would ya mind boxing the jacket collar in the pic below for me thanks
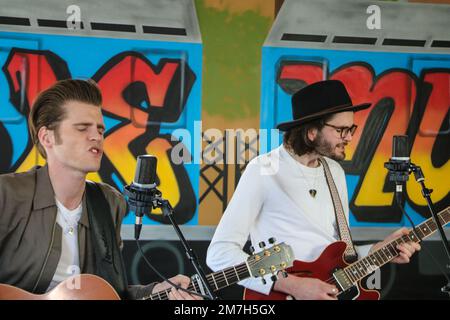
[33,165,90,228]
[80,196,90,228]
[33,165,56,210]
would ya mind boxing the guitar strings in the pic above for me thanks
[322,234,414,291]
[150,209,450,299]
[146,248,288,300]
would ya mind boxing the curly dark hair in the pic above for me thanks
[282,114,334,156]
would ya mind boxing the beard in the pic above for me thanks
[315,133,347,161]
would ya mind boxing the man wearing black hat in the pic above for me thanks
[207,80,420,300]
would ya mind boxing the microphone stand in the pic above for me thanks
[386,159,450,298]
[153,197,218,300]
[409,164,450,298]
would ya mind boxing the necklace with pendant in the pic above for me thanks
[60,211,79,235]
[56,200,82,236]
[304,167,319,198]
[285,146,319,198]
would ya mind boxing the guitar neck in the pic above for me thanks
[344,207,450,284]
[143,262,251,300]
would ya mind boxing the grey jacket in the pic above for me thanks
[0,165,155,299]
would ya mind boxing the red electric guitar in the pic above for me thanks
[244,206,450,300]
[0,240,294,300]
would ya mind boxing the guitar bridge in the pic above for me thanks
[332,269,353,292]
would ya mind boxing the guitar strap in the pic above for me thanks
[318,157,358,262]
[85,181,128,299]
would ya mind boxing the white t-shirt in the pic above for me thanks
[206,145,371,295]
[46,199,82,292]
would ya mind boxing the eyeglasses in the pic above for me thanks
[323,123,358,139]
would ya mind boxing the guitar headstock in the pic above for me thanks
[246,238,294,284]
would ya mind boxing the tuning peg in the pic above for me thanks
[258,241,266,248]
[249,245,255,254]
[268,237,276,244]
[271,275,278,282]
[282,271,288,278]
[261,278,267,285]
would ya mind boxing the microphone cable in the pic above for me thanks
[135,239,211,300]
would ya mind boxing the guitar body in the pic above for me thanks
[244,241,380,300]
[0,274,120,300]
[0,242,295,300]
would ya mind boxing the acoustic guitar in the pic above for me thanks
[0,240,294,300]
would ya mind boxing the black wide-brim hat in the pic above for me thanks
[276,80,371,131]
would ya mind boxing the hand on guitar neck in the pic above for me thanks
[151,274,203,300]
[273,274,339,300]
[369,227,421,264]
[246,207,448,300]
[271,228,420,300]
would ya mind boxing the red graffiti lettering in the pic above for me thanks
[3,49,70,113]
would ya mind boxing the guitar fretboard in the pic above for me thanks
[343,207,450,284]
[143,262,251,300]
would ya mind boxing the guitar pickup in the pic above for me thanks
[332,269,353,292]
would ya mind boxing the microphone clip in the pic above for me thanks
[384,159,412,183]
[124,183,162,215]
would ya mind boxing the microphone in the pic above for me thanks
[124,155,160,240]
[384,135,411,187]
[125,155,218,299]
[392,135,410,162]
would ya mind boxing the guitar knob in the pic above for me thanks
[282,271,288,278]
[268,237,276,244]
[249,245,255,254]
[271,275,278,282]
[258,241,266,248]
[261,278,267,285]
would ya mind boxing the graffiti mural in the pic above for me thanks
[261,48,449,226]
[277,61,449,222]
[0,34,202,225]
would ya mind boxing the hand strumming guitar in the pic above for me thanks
[273,274,338,300]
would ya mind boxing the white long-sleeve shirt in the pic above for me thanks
[206,145,371,295]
